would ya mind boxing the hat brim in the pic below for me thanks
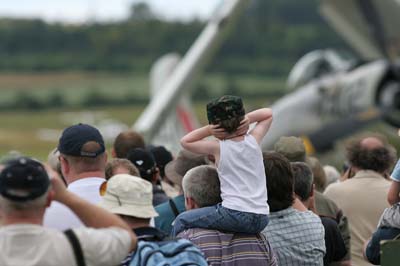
[164,160,183,187]
[99,199,159,219]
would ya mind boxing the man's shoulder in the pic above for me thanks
[179,228,277,266]
[155,195,185,216]
[267,209,323,233]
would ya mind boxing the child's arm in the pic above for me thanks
[388,159,400,205]
[388,181,400,205]
[247,108,273,144]
[180,125,220,156]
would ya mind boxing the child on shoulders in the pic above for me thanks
[172,95,272,236]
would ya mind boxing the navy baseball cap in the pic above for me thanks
[0,157,50,202]
[58,123,105,157]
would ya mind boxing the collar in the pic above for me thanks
[68,177,105,189]
[269,207,296,218]
[353,170,384,179]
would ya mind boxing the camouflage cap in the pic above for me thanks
[206,95,245,124]
[274,136,306,162]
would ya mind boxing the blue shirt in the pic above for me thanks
[154,194,186,235]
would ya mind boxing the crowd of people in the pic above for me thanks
[0,94,399,266]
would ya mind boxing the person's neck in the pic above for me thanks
[66,171,105,184]
[2,211,44,226]
[224,133,245,141]
[121,216,151,229]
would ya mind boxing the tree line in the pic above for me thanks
[0,0,349,76]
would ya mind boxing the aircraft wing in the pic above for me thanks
[134,0,250,142]
[320,0,400,61]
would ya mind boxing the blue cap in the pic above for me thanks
[0,157,50,202]
[58,123,105,157]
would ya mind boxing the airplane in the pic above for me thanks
[263,0,400,153]
[133,0,400,155]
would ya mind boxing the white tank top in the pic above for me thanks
[218,134,269,214]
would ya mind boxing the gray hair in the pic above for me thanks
[291,162,314,201]
[182,165,221,207]
[0,190,49,213]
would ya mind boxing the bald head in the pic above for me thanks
[346,135,395,174]
[360,137,384,150]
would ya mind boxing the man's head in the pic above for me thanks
[263,151,294,212]
[127,148,158,183]
[291,162,314,205]
[105,158,140,180]
[99,174,158,227]
[112,130,145,158]
[274,136,306,162]
[274,136,327,191]
[346,135,396,174]
[57,124,107,181]
[149,146,173,179]
[164,149,208,190]
[0,157,51,216]
[306,156,327,192]
[207,95,245,134]
[182,165,221,210]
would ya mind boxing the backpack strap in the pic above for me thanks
[64,229,86,266]
[169,199,180,218]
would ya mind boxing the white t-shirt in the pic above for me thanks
[0,224,131,266]
[44,177,105,230]
[218,134,269,214]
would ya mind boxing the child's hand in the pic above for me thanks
[236,115,250,136]
[209,124,226,139]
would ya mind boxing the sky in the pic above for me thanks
[0,0,220,23]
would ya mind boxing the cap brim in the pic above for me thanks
[164,160,183,187]
[99,199,159,219]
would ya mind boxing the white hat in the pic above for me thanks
[98,174,158,218]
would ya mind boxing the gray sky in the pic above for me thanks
[0,0,220,23]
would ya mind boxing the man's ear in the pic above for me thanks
[111,148,117,158]
[103,152,108,164]
[310,183,315,197]
[59,156,69,177]
[185,197,197,210]
[46,190,55,208]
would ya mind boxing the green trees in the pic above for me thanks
[0,0,347,75]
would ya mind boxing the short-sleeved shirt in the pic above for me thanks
[320,216,347,265]
[154,195,186,234]
[218,134,269,214]
[365,226,400,265]
[179,228,278,266]
[0,224,131,266]
[44,177,105,230]
[262,207,326,266]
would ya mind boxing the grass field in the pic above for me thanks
[0,71,284,161]
[0,71,398,169]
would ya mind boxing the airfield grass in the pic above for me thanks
[1,72,398,168]
[0,72,283,160]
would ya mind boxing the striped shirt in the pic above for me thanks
[178,228,277,266]
[262,207,326,266]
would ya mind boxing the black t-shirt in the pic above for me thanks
[320,216,347,265]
